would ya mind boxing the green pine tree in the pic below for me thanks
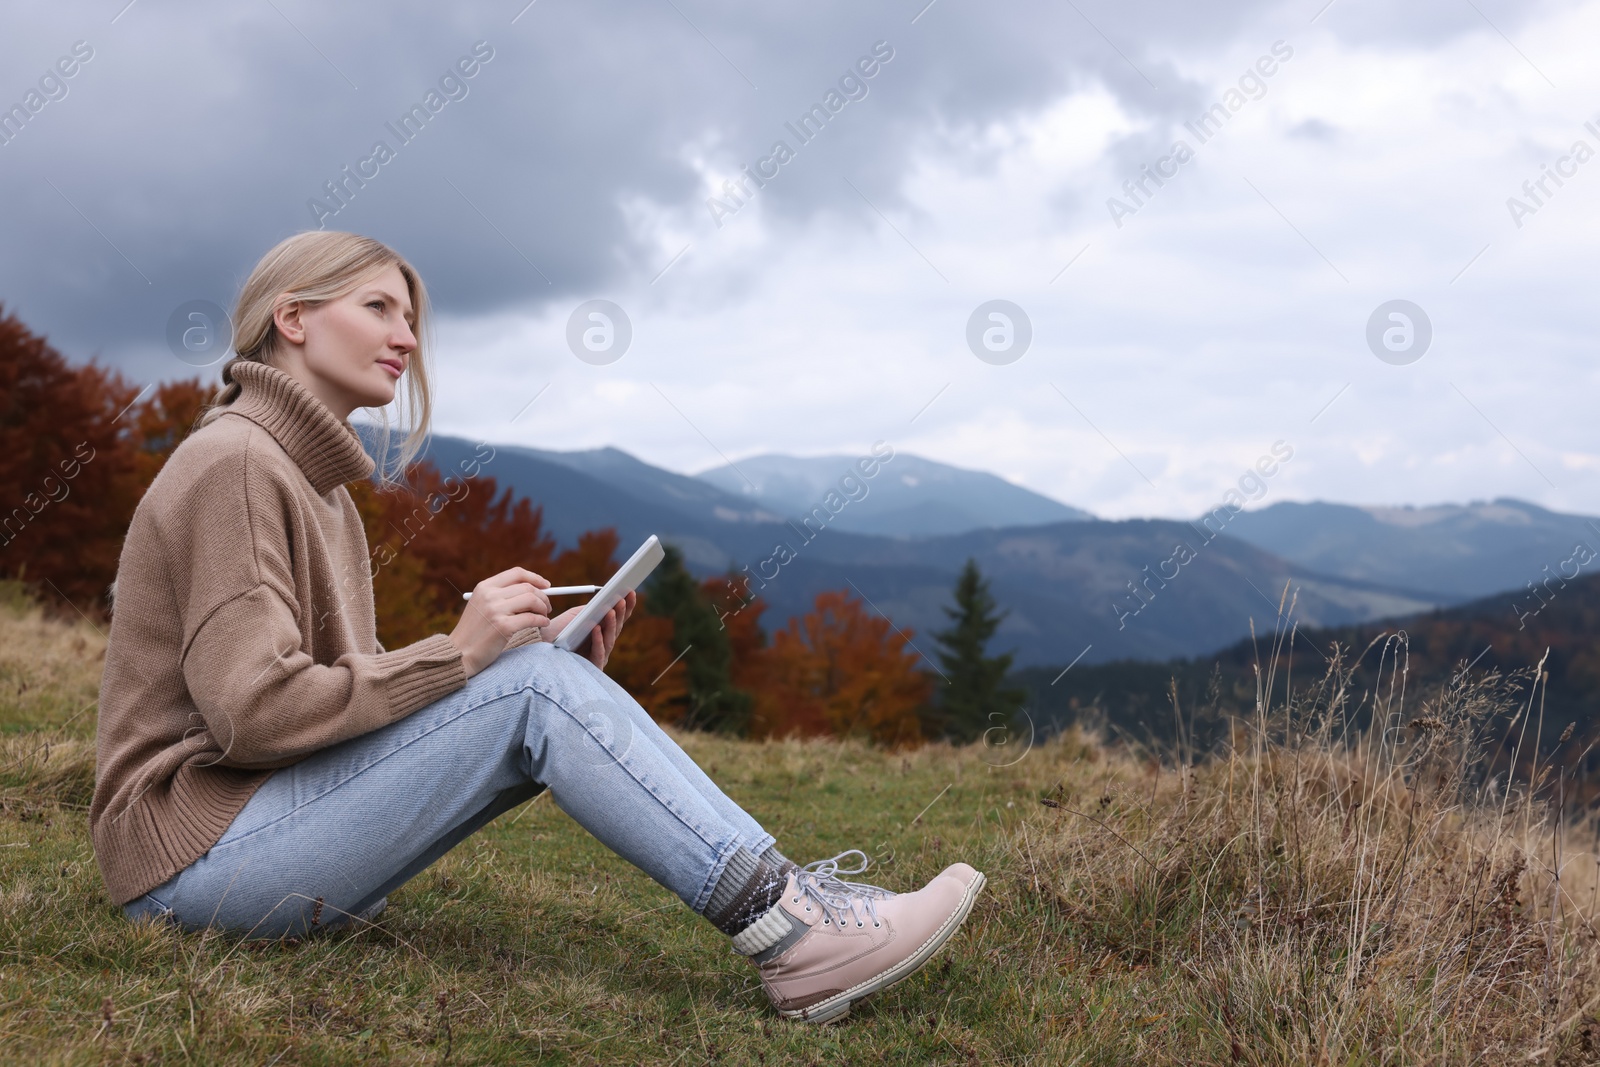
[640,543,752,734]
[931,558,1027,743]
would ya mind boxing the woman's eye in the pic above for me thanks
[368,301,384,312]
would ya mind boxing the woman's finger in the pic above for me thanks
[507,567,551,589]
[476,568,550,594]
[594,606,623,666]
[471,580,550,616]
[501,610,550,637]
[506,586,553,616]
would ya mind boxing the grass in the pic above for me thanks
[4,583,1600,1064]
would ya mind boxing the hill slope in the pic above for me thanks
[1016,568,1600,764]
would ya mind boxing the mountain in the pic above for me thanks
[1221,499,1600,601]
[358,429,1447,668]
[353,429,1600,747]
[409,434,792,571]
[692,452,1092,538]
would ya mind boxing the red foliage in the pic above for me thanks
[1,308,144,615]
[127,379,214,487]
[747,588,933,748]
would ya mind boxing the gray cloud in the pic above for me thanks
[1287,117,1337,140]
[0,0,1556,382]
[0,0,1244,370]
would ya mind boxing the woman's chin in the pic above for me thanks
[357,380,399,409]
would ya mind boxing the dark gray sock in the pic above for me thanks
[704,847,791,936]
[760,844,796,875]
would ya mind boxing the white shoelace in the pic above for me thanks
[791,850,895,930]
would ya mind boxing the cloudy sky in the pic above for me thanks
[2,0,1594,520]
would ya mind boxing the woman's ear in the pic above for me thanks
[273,297,307,345]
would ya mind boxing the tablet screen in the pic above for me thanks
[552,534,666,652]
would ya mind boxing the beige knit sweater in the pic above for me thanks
[90,359,540,905]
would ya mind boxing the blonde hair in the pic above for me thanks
[196,231,434,488]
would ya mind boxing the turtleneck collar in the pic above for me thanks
[224,359,377,496]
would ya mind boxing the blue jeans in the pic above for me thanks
[122,641,775,938]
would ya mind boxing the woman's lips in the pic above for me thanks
[378,359,403,378]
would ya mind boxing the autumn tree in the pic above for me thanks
[126,379,214,489]
[348,475,449,649]
[350,459,559,647]
[0,307,184,616]
[637,544,751,733]
[930,557,1027,743]
[748,588,932,748]
[714,570,771,708]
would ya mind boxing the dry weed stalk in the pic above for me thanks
[1032,609,1600,1063]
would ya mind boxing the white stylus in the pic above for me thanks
[462,584,600,600]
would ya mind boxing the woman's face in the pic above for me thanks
[273,264,418,421]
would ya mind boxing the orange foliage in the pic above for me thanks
[548,527,688,721]
[127,379,213,487]
[746,589,932,748]
[717,575,771,703]
[600,609,685,722]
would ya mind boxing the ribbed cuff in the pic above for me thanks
[504,626,545,651]
[375,633,468,720]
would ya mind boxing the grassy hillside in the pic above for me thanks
[5,585,1600,1064]
[1018,573,1600,771]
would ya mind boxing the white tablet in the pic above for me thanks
[552,534,666,652]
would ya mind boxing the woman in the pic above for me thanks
[89,231,985,1024]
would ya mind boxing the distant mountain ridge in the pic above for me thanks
[692,451,1092,538]
[357,428,1598,670]
[494,444,790,527]
[1222,498,1600,602]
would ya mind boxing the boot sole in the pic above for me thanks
[782,871,987,1025]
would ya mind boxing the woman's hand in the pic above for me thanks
[543,590,636,671]
[448,568,552,679]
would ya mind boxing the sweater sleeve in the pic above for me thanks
[182,584,467,769]
[170,437,467,770]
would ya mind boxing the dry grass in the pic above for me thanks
[0,580,106,735]
[0,581,103,810]
[3,581,1600,1063]
[1024,628,1600,1063]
